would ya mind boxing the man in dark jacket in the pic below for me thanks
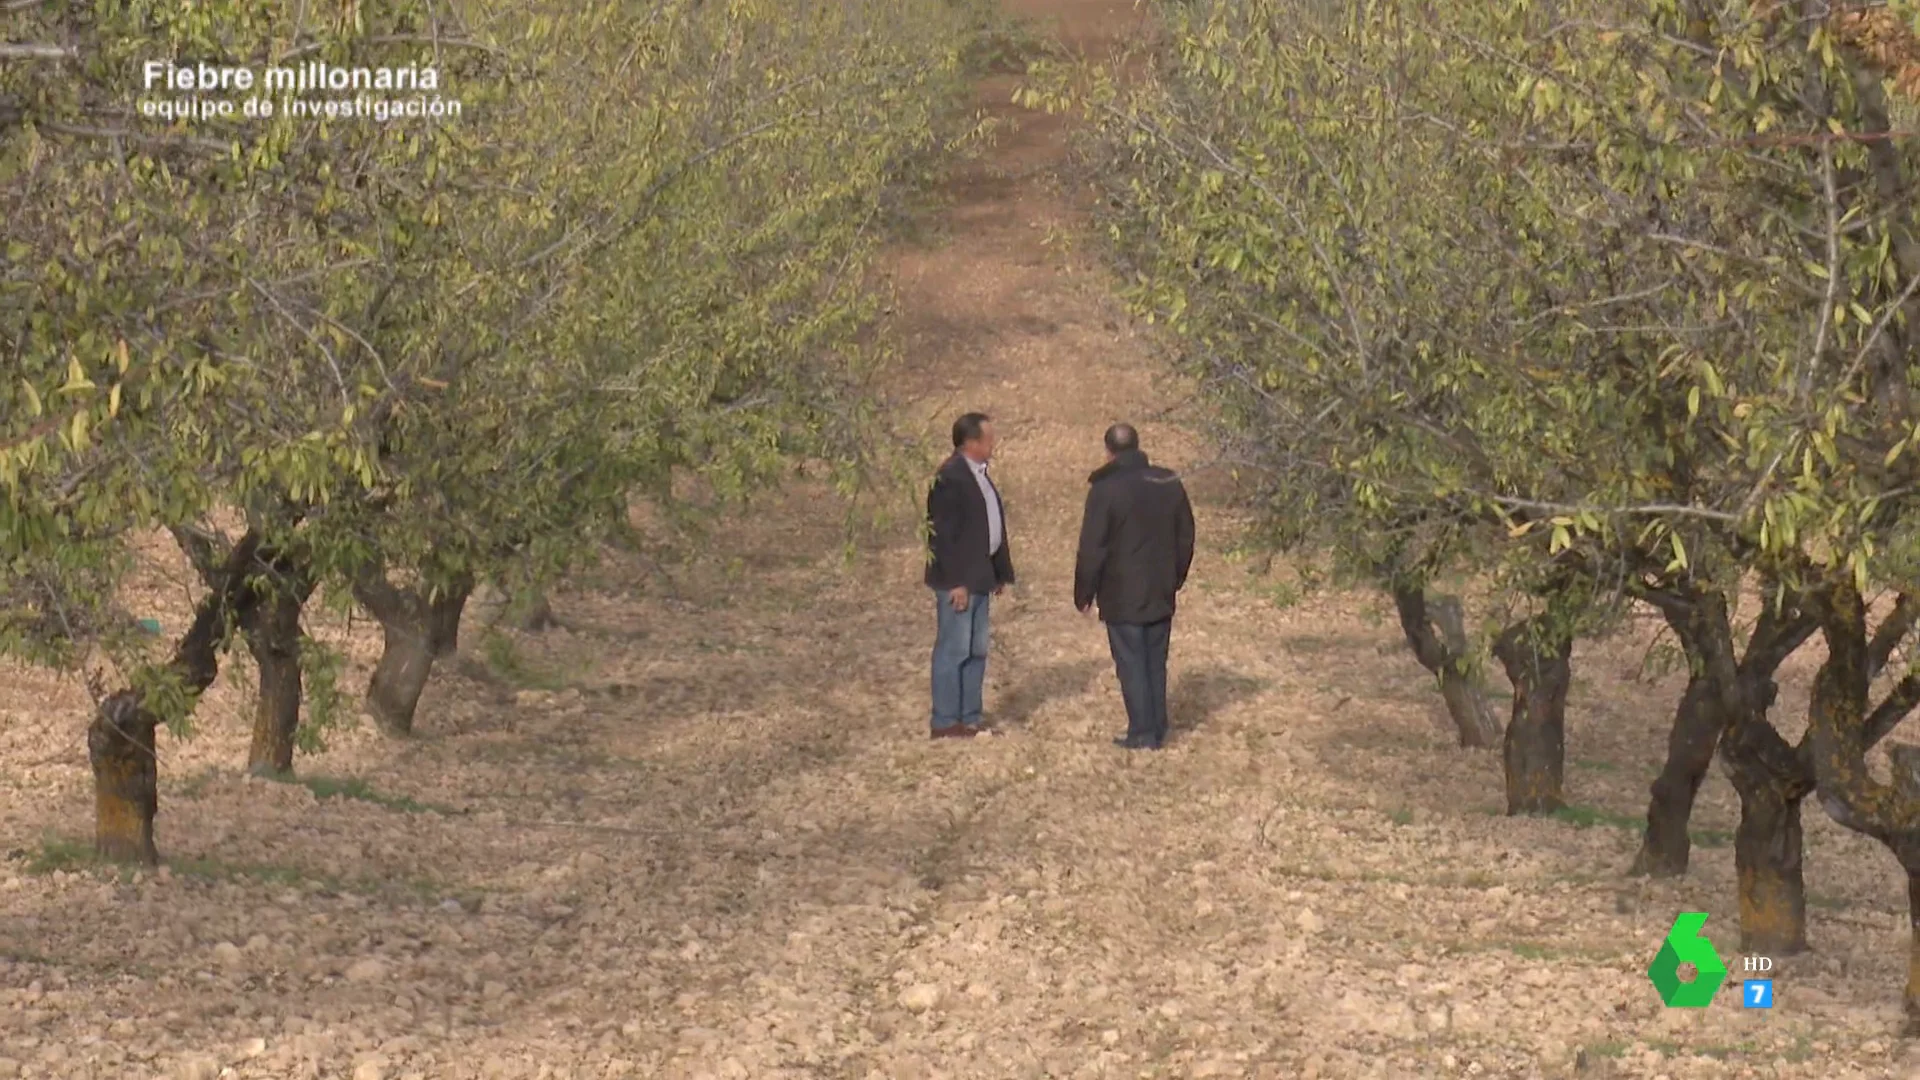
[1074,423,1195,749]
[924,412,1015,738]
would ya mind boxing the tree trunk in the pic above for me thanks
[1392,586,1501,749]
[87,530,262,864]
[87,693,158,864]
[515,588,556,632]
[1493,619,1572,815]
[1731,778,1810,954]
[367,616,433,735]
[1632,672,1720,877]
[1907,871,1920,1036]
[242,561,315,776]
[429,585,469,656]
[357,570,473,736]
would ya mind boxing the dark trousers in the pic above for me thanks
[1106,618,1172,744]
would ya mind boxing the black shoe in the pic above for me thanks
[932,725,978,740]
[1112,736,1162,749]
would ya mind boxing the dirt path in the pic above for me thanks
[3,1,1919,1078]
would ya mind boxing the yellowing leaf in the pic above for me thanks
[60,356,95,393]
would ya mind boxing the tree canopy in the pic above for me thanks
[1025,0,1920,1021]
[3,0,992,856]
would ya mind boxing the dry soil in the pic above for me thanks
[5,1,1920,1078]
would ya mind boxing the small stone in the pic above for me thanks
[1297,909,1323,933]
[1862,1040,1886,1055]
[1100,1029,1119,1046]
[899,984,942,1012]
[344,958,388,983]
[212,941,244,967]
[246,934,270,951]
[353,1056,389,1080]
[240,1038,268,1058]
[173,1057,217,1080]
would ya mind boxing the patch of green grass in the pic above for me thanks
[267,772,454,815]
[1639,1037,1758,1060]
[1444,936,1625,963]
[1549,802,1732,848]
[9,835,449,899]
[1387,807,1414,826]
[1552,804,1644,830]
[1581,1040,1629,1060]
[1572,758,1621,773]
[13,837,105,875]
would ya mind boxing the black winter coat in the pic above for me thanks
[923,452,1015,595]
[1072,450,1194,623]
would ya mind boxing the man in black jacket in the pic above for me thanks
[1074,423,1195,749]
[924,412,1015,739]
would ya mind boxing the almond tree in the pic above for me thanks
[3,0,989,860]
[1026,0,1920,984]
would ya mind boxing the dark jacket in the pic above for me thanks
[924,451,1015,595]
[1073,450,1194,623]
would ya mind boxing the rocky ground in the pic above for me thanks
[6,1,1920,1077]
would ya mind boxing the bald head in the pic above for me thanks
[1104,423,1139,455]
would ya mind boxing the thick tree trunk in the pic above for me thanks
[1731,779,1810,954]
[1632,673,1720,877]
[87,530,262,864]
[1907,871,1920,1036]
[1801,583,1920,1024]
[87,693,158,864]
[1393,586,1501,749]
[356,570,473,736]
[1722,669,1815,956]
[367,615,436,736]
[1493,619,1572,815]
[242,562,315,776]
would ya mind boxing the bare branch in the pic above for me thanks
[1802,143,1842,402]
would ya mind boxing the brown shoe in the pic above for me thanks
[931,724,978,739]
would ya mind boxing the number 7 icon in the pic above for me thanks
[1743,979,1774,1008]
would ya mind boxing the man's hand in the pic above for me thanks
[1077,602,1094,618]
[994,583,1005,596]
[949,586,970,611]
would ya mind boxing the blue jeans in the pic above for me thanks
[930,589,991,730]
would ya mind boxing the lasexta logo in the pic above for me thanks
[1647,912,1727,1007]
